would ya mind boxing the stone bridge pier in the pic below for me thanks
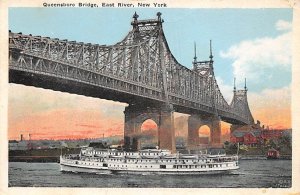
[124,103,176,153]
[187,115,222,149]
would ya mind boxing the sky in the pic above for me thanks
[8,8,292,140]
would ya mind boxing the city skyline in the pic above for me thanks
[8,8,292,140]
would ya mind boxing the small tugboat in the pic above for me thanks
[60,146,239,175]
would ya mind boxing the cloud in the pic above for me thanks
[8,84,126,122]
[247,85,291,129]
[76,124,103,129]
[220,20,292,84]
[276,19,292,31]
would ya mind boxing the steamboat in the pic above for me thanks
[60,146,239,175]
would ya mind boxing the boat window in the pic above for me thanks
[160,165,166,169]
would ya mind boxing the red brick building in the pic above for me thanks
[230,130,262,147]
[243,132,259,145]
[230,129,290,147]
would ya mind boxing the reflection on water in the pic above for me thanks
[9,160,291,188]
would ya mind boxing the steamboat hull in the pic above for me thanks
[60,162,238,175]
[60,163,111,174]
[110,168,237,175]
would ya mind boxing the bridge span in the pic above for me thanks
[9,12,254,152]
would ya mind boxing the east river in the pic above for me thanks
[9,159,291,188]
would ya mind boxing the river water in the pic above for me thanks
[9,160,291,188]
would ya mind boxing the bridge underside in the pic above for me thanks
[9,69,245,125]
[10,69,237,152]
[9,69,155,105]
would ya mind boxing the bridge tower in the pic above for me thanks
[230,78,255,132]
[124,12,176,153]
[188,41,222,149]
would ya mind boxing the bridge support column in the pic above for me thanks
[124,103,175,153]
[187,115,201,149]
[158,104,176,153]
[210,116,222,148]
[124,106,141,151]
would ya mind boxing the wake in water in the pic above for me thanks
[235,171,291,178]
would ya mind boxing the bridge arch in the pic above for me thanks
[135,113,160,130]
[188,115,221,149]
[124,109,160,150]
[141,119,158,131]
[139,119,158,149]
[198,125,211,146]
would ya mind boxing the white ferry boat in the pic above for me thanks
[60,146,239,175]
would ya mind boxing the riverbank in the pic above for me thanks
[9,156,59,162]
[239,154,292,160]
[9,148,80,162]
